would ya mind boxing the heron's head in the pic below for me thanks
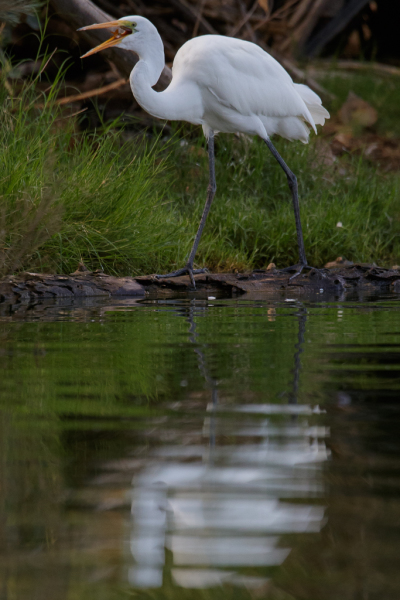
[78,15,149,58]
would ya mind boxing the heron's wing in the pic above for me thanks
[173,36,311,122]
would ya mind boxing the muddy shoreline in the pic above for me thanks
[1,263,400,308]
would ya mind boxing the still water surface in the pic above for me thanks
[1,292,400,600]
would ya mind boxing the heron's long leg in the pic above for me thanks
[156,131,217,288]
[186,130,217,268]
[263,137,307,277]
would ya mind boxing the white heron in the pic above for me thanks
[79,16,329,287]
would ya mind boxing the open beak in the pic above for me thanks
[78,20,131,58]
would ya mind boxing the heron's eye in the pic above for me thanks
[119,20,136,33]
[116,24,135,39]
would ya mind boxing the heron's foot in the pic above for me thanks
[280,263,328,282]
[155,266,209,289]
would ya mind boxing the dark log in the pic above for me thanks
[50,0,172,88]
[136,264,400,296]
[0,271,145,305]
[1,264,400,309]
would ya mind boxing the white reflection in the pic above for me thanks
[172,568,235,588]
[172,569,270,589]
[129,412,329,589]
[128,566,163,588]
[167,535,290,566]
[155,440,329,466]
[221,403,326,415]
[169,497,325,533]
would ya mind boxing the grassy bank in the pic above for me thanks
[1,68,400,277]
[0,73,191,276]
[171,132,400,271]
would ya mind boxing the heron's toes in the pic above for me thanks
[280,264,328,282]
[192,267,209,275]
[307,267,329,280]
[154,265,208,289]
[155,268,188,279]
[280,263,306,280]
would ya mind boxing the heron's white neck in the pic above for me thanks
[126,25,203,124]
[131,28,165,88]
[128,30,174,120]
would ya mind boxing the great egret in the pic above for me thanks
[79,16,329,287]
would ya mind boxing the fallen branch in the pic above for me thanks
[329,60,400,77]
[56,77,127,105]
[33,78,128,109]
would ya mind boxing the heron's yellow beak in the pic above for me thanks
[78,20,133,58]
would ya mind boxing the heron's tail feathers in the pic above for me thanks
[295,83,330,127]
[260,84,329,144]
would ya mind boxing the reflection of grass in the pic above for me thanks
[59,581,295,600]
[2,302,400,600]
[122,584,295,600]
[1,67,400,276]
[0,304,307,413]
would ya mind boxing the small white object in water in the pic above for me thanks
[285,299,295,302]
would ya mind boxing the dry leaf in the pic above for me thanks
[334,131,353,148]
[258,0,269,14]
[324,257,354,269]
[339,92,378,129]
[311,138,336,168]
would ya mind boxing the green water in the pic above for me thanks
[1,293,400,600]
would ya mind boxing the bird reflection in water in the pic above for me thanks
[289,306,307,405]
[129,301,329,590]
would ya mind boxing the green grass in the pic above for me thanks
[171,131,400,270]
[319,65,400,137]
[0,71,191,276]
[1,67,400,277]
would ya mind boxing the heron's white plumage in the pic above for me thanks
[171,35,326,141]
[113,16,329,143]
[79,15,329,284]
